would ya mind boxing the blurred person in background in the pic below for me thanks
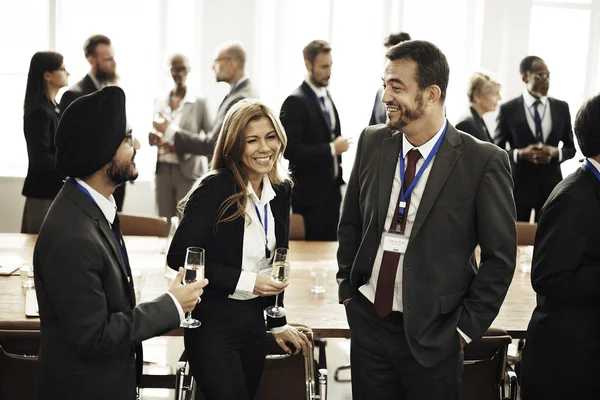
[21,51,69,233]
[456,72,501,142]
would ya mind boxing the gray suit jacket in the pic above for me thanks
[160,97,213,180]
[34,180,180,399]
[337,123,516,367]
[173,79,258,156]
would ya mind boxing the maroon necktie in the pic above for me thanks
[373,148,422,318]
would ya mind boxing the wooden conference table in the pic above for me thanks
[0,233,535,339]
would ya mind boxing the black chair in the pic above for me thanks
[0,329,40,400]
[460,328,517,400]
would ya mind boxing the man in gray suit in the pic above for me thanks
[149,54,212,220]
[154,42,258,157]
[34,86,208,399]
[337,40,516,399]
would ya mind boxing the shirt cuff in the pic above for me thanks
[166,292,185,321]
[270,324,289,334]
[558,148,563,163]
[457,327,472,344]
[513,150,519,164]
[329,142,336,157]
[164,123,180,144]
[235,271,257,295]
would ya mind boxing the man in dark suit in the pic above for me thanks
[34,86,207,400]
[495,56,575,222]
[369,32,412,126]
[280,40,350,241]
[59,34,127,211]
[155,42,259,157]
[337,40,516,399]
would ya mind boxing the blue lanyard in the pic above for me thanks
[584,159,600,182]
[398,122,448,217]
[526,101,548,126]
[254,202,271,259]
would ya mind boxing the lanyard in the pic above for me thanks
[584,159,600,182]
[397,122,448,218]
[254,202,271,259]
[527,101,548,126]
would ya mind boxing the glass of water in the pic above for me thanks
[265,248,290,318]
[181,247,205,328]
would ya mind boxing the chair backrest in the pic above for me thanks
[118,213,168,237]
[516,222,537,246]
[290,214,306,241]
[0,329,40,400]
[460,328,512,400]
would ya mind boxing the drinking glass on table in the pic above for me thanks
[181,247,205,328]
[265,248,290,318]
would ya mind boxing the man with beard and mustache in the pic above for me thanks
[495,56,575,222]
[337,40,516,399]
[34,86,208,400]
[280,40,350,241]
[59,34,127,211]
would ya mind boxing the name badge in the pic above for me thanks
[382,232,409,254]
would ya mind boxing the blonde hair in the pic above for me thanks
[467,72,500,103]
[178,98,291,225]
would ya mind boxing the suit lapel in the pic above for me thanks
[410,126,462,241]
[378,132,402,234]
[546,98,562,145]
[301,82,331,134]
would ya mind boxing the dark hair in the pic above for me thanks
[519,55,543,76]
[23,51,63,112]
[303,40,331,64]
[386,40,449,101]
[574,94,600,158]
[84,34,111,57]
[384,32,411,47]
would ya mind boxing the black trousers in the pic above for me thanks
[346,293,463,400]
[293,183,341,241]
[184,297,267,400]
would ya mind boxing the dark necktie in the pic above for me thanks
[532,100,544,142]
[481,119,492,142]
[318,96,333,132]
[373,148,422,318]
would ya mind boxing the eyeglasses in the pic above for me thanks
[170,66,190,74]
[213,56,232,65]
[124,130,134,146]
[56,67,68,73]
[530,72,550,81]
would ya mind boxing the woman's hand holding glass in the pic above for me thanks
[273,326,311,356]
[253,274,287,296]
[265,248,290,318]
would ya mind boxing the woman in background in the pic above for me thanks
[456,72,501,143]
[167,99,310,399]
[21,51,69,233]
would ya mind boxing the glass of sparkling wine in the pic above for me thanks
[181,247,205,329]
[265,248,290,318]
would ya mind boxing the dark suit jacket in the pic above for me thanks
[34,180,180,400]
[22,98,65,199]
[337,123,516,367]
[167,170,290,329]
[369,87,386,126]
[495,95,575,202]
[173,79,258,156]
[280,81,343,209]
[59,74,98,113]
[522,165,600,395]
[456,107,493,143]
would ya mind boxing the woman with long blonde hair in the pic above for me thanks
[167,99,310,399]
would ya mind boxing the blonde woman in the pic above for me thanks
[167,99,311,400]
[456,72,501,142]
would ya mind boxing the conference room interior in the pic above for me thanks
[2,0,600,399]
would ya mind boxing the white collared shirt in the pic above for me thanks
[357,121,471,342]
[159,88,198,163]
[74,178,184,320]
[588,158,600,173]
[518,89,562,163]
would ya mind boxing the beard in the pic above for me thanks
[310,68,330,88]
[386,92,426,131]
[106,153,138,187]
[94,63,118,84]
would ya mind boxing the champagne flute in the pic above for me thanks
[181,247,204,328]
[265,248,290,318]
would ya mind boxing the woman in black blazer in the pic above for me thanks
[167,99,311,400]
[21,51,69,233]
[520,94,600,399]
[455,72,501,143]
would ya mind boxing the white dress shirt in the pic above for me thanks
[357,121,471,342]
[158,89,198,164]
[75,178,185,321]
[517,89,562,163]
[589,158,600,173]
